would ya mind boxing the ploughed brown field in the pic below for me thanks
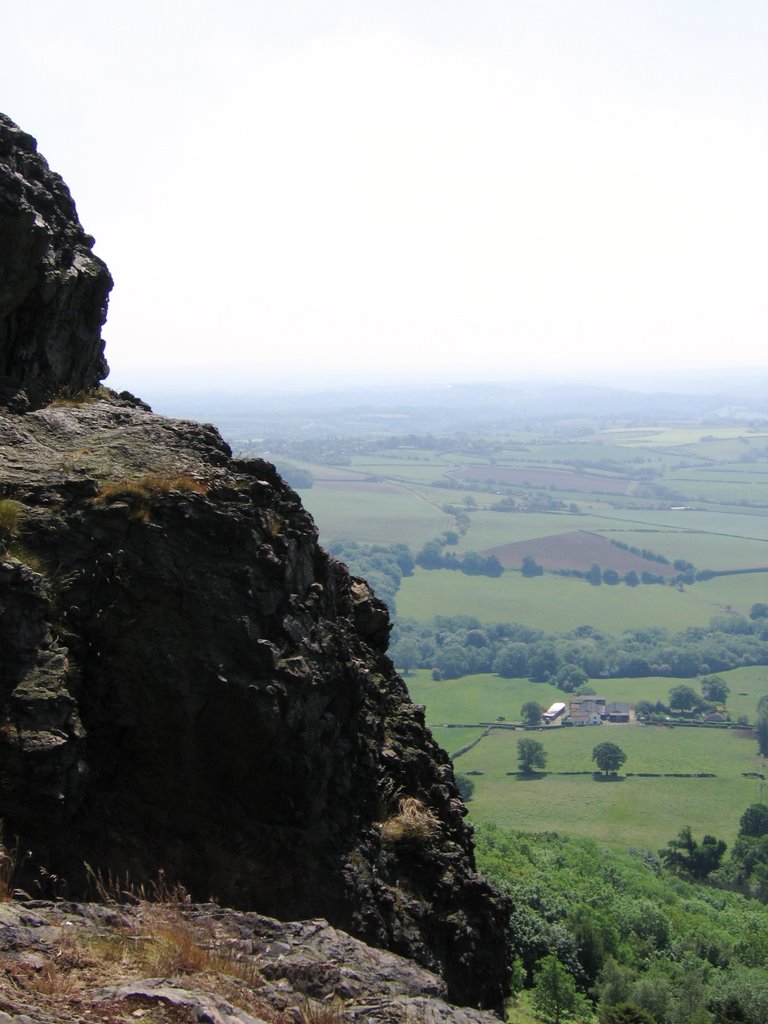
[480,530,678,574]
[450,465,635,494]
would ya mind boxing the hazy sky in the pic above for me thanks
[2,1,766,393]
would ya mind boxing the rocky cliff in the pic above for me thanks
[0,114,509,1011]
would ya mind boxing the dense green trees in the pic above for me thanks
[415,537,503,576]
[389,613,768,684]
[592,742,627,776]
[476,823,768,1024]
[599,1004,654,1024]
[493,642,529,677]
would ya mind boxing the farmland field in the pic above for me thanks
[407,667,768,732]
[406,666,768,849]
[223,388,768,849]
[396,568,742,632]
[300,481,451,547]
[463,758,760,851]
[482,530,679,574]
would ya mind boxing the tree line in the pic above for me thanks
[390,613,768,684]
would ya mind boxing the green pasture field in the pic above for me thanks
[452,512,585,552]
[713,667,768,721]
[670,463,768,483]
[661,476,768,505]
[406,668,768,730]
[594,508,768,533]
[300,482,451,547]
[406,670,564,725]
[462,721,759,775]
[428,726,487,757]
[691,575,768,616]
[396,568,737,633]
[609,531,768,573]
[456,727,765,850]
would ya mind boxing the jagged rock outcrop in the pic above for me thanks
[0,113,111,410]
[0,115,510,1012]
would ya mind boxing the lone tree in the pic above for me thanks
[592,741,627,776]
[518,737,547,774]
[521,701,544,727]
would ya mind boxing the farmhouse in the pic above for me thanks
[570,708,602,727]
[543,701,567,723]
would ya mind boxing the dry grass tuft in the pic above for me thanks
[380,796,441,845]
[83,867,264,986]
[300,998,348,1024]
[90,474,208,520]
[23,960,80,997]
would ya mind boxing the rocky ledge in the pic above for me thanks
[0,898,501,1024]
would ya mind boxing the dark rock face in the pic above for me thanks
[0,117,510,1011]
[0,113,112,409]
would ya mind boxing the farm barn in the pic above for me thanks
[543,702,567,723]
